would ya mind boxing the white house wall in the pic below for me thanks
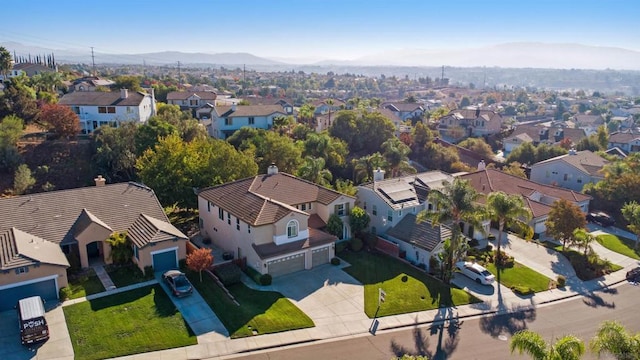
[530,161,598,192]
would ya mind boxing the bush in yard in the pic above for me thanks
[244,266,262,285]
[187,247,213,282]
[557,275,566,288]
[350,237,363,252]
[213,263,242,286]
[331,257,341,265]
[363,232,378,250]
[259,273,272,286]
[512,285,534,296]
[429,256,440,274]
[59,287,72,301]
[106,231,133,264]
[335,241,347,253]
[493,250,514,268]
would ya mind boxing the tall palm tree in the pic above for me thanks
[417,178,486,283]
[487,191,532,265]
[297,156,332,187]
[352,152,387,184]
[381,137,416,177]
[572,228,596,255]
[510,330,585,360]
[590,320,640,359]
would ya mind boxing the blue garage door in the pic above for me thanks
[152,250,177,272]
[0,278,57,311]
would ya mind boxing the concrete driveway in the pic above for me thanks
[0,304,74,360]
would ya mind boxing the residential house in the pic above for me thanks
[380,102,425,122]
[0,63,55,81]
[166,91,217,114]
[385,215,452,271]
[244,97,295,115]
[608,130,640,154]
[458,168,592,237]
[197,165,355,277]
[503,125,586,155]
[58,89,156,134]
[438,108,503,139]
[312,98,346,115]
[530,150,609,192]
[0,179,188,311]
[71,76,116,92]
[377,108,407,134]
[574,114,605,135]
[206,104,288,139]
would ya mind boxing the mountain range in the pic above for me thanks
[3,41,640,70]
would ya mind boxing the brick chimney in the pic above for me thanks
[94,175,106,187]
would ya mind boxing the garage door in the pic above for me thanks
[0,278,57,311]
[311,246,330,267]
[152,249,178,272]
[267,253,305,277]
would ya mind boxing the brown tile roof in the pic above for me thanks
[252,228,336,259]
[532,150,608,177]
[382,102,425,113]
[58,91,148,106]
[198,173,353,226]
[376,108,402,124]
[214,105,286,117]
[308,214,327,229]
[609,131,640,143]
[0,183,182,249]
[311,98,346,107]
[386,214,451,252]
[574,114,604,125]
[507,125,586,145]
[166,91,217,101]
[0,228,69,270]
[127,214,187,248]
[443,109,502,122]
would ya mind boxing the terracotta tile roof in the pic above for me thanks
[58,91,148,107]
[251,228,336,259]
[0,183,180,249]
[213,105,286,117]
[308,214,327,229]
[0,228,69,270]
[386,214,452,252]
[127,214,187,248]
[166,91,217,101]
[574,114,604,125]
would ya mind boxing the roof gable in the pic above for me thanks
[0,228,69,270]
[386,214,451,252]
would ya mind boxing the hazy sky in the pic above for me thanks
[2,0,638,60]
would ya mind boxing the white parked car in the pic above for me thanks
[455,261,495,285]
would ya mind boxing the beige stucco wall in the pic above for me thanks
[272,212,309,238]
[133,239,186,272]
[0,264,68,289]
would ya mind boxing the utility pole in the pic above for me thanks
[90,47,96,76]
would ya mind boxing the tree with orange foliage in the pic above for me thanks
[39,103,80,139]
[187,247,213,282]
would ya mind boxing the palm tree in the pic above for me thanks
[297,156,332,187]
[572,228,596,256]
[381,137,416,177]
[352,152,387,184]
[510,330,585,360]
[487,191,532,265]
[590,320,640,359]
[622,201,640,250]
[417,178,486,283]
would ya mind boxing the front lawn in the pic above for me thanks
[338,250,481,318]
[538,242,622,280]
[485,262,551,293]
[106,263,154,288]
[596,234,640,260]
[63,285,196,360]
[62,270,105,300]
[186,271,314,338]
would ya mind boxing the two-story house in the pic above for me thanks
[58,89,156,134]
[197,165,355,277]
[503,125,586,155]
[380,102,425,122]
[312,99,346,115]
[529,150,609,192]
[0,178,188,311]
[166,91,217,114]
[438,108,503,139]
[608,130,640,155]
[207,104,288,139]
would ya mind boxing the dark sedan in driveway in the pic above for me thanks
[587,211,615,227]
[162,270,193,297]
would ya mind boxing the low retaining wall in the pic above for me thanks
[375,237,399,257]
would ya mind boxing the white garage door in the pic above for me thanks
[311,246,330,267]
[267,253,305,277]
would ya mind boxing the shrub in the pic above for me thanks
[493,250,515,268]
[335,241,347,253]
[259,273,272,286]
[468,238,479,247]
[466,255,476,262]
[213,263,242,286]
[244,266,263,285]
[556,275,566,288]
[512,285,534,296]
[144,266,154,279]
[331,257,341,265]
[59,287,72,301]
[350,237,363,252]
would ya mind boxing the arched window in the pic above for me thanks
[287,220,298,238]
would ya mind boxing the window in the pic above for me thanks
[207,201,211,212]
[412,207,416,213]
[248,117,255,125]
[577,177,582,184]
[308,203,312,210]
[98,106,106,113]
[334,203,348,216]
[372,205,377,216]
[98,106,115,113]
[134,246,139,260]
[363,201,367,210]
[225,118,232,126]
[248,224,251,234]
[301,204,306,211]
[190,99,198,106]
[387,210,393,222]
[218,208,224,220]
[228,212,231,225]
[236,218,240,231]
[398,209,402,217]
[126,106,132,113]
[287,220,298,238]
[15,266,28,274]
[72,106,80,114]
[563,173,568,181]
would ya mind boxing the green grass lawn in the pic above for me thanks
[338,250,481,318]
[485,262,551,293]
[63,271,105,300]
[537,241,623,280]
[106,264,154,288]
[596,234,640,260]
[186,271,314,338]
[63,285,196,360]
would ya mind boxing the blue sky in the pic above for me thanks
[1,0,638,60]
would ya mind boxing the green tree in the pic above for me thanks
[38,103,80,138]
[507,142,536,165]
[417,179,485,283]
[458,138,494,161]
[297,156,332,186]
[114,75,142,92]
[349,206,370,236]
[0,46,11,82]
[501,161,527,178]
[334,178,357,196]
[510,329,585,360]
[589,320,640,359]
[13,164,36,195]
[134,117,178,155]
[621,201,640,249]
[326,214,344,238]
[545,199,586,251]
[92,122,138,182]
[0,114,24,148]
[572,228,596,256]
[352,152,387,184]
[106,231,133,264]
[303,131,348,169]
[381,137,415,177]
[0,76,39,123]
[487,192,532,264]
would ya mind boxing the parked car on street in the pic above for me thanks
[627,267,640,282]
[162,270,193,297]
[586,211,615,227]
[455,261,495,285]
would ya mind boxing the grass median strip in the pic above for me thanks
[63,285,196,360]
[186,271,314,338]
[339,250,480,318]
[596,234,640,260]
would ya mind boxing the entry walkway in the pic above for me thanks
[93,264,116,291]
